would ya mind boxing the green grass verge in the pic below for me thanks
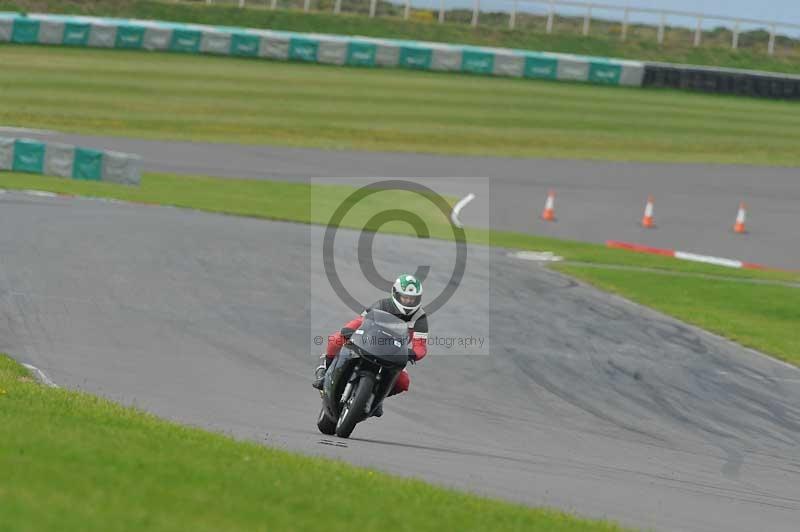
[554,265,800,367]
[3,45,800,165]
[3,0,800,75]
[0,355,629,532]
[0,170,456,235]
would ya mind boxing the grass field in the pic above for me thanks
[3,46,800,166]
[0,355,630,532]
[3,0,800,74]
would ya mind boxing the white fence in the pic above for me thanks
[201,0,800,55]
[502,0,800,55]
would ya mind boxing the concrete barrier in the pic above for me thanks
[0,137,141,185]
[6,12,795,99]
[0,12,646,87]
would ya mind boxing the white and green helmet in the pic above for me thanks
[391,274,423,315]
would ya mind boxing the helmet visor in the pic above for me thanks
[396,293,421,309]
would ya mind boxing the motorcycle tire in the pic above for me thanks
[335,373,375,438]
[317,406,337,435]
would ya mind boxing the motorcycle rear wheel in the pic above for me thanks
[317,406,337,435]
[335,374,375,438]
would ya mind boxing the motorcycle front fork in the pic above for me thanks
[339,363,362,405]
[340,381,354,404]
[340,366,384,415]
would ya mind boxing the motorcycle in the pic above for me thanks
[316,309,411,438]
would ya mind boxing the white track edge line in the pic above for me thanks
[21,363,59,388]
[450,192,476,229]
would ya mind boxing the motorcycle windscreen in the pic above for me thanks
[363,309,407,336]
[354,311,409,365]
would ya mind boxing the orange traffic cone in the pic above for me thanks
[734,202,747,234]
[541,190,556,222]
[641,195,655,228]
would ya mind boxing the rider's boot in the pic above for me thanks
[311,354,329,390]
[373,384,402,417]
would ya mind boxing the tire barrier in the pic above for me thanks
[0,12,645,87]
[0,137,141,185]
[643,63,800,100]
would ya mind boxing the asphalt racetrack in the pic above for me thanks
[15,131,800,269]
[2,190,799,532]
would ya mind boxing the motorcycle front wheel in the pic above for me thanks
[335,374,375,438]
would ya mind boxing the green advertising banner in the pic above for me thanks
[12,18,40,44]
[72,148,104,180]
[524,56,558,79]
[289,37,319,62]
[231,33,260,57]
[399,46,432,70]
[115,25,145,49]
[346,42,377,67]
[169,29,202,53]
[461,50,494,74]
[62,22,90,46]
[589,62,623,85]
[12,139,45,174]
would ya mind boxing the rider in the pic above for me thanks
[312,274,429,417]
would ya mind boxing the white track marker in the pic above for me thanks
[21,190,59,198]
[674,251,743,269]
[0,126,58,135]
[21,363,59,388]
[510,251,564,262]
[450,193,476,229]
[714,370,800,383]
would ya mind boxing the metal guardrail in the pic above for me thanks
[204,0,799,56]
